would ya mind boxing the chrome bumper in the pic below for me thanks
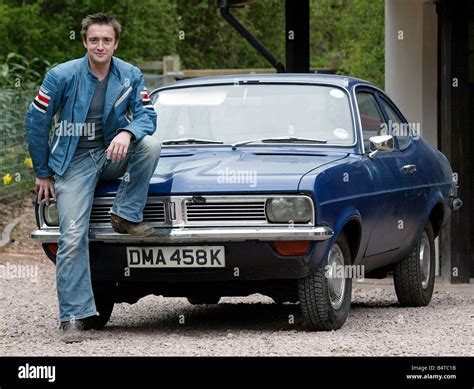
[31,226,334,243]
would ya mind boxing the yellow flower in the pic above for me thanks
[24,157,33,168]
[3,173,12,185]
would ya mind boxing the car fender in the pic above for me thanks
[416,190,450,242]
[308,208,362,271]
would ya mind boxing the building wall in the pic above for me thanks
[385,0,438,147]
[385,0,439,272]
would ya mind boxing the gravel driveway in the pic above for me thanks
[0,252,472,356]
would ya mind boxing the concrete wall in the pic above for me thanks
[385,0,438,147]
[385,0,439,273]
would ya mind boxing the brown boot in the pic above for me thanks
[60,319,85,343]
[110,214,154,237]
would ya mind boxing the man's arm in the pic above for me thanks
[106,67,157,162]
[25,68,63,203]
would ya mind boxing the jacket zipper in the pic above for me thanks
[50,106,63,154]
[114,86,133,108]
[51,133,61,154]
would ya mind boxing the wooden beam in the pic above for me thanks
[138,61,163,71]
[181,68,277,78]
[285,0,310,72]
[175,68,337,78]
[438,0,471,283]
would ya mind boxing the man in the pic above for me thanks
[25,13,161,343]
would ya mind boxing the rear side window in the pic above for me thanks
[379,98,411,149]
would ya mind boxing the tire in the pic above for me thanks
[394,221,435,307]
[85,287,114,330]
[187,295,221,305]
[298,232,352,331]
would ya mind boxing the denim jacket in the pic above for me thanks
[25,54,157,178]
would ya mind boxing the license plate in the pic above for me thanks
[126,246,225,268]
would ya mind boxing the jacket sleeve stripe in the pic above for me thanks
[38,90,51,103]
[32,99,48,113]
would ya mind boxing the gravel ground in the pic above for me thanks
[1,250,473,357]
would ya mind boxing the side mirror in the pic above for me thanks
[368,135,395,159]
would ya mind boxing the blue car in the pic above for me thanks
[32,74,462,331]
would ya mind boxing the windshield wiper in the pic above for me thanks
[162,138,224,145]
[232,136,327,149]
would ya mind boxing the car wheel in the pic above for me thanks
[393,221,435,307]
[298,232,352,331]
[187,295,221,305]
[85,287,114,330]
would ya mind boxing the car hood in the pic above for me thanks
[95,149,348,196]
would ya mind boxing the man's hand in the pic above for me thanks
[35,177,56,205]
[106,131,133,163]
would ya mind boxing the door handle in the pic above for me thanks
[402,164,417,174]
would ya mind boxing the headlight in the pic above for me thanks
[43,202,59,226]
[265,197,312,223]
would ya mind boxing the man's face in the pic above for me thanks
[83,24,119,66]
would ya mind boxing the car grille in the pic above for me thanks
[184,199,267,223]
[90,199,166,227]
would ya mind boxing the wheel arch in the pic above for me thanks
[420,190,449,239]
[341,218,362,264]
[310,209,362,270]
[428,201,445,238]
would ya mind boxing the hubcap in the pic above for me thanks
[327,243,346,309]
[419,231,431,289]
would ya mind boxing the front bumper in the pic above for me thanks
[30,226,334,243]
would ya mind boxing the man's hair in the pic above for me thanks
[81,13,121,42]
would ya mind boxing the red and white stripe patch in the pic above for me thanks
[37,90,50,104]
[32,89,51,113]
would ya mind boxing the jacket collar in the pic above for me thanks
[81,54,126,123]
[82,53,121,80]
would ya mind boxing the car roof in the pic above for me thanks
[156,73,381,91]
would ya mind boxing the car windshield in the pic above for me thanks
[153,83,355,146]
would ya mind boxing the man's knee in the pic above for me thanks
[57,228,88,258]
[135,135,161,156]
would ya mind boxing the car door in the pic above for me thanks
[355,88,413,257]
[376,93,421,247]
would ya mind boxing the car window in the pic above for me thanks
[154,84,355,146]
[379,98,411,149]
[356,92,385,152]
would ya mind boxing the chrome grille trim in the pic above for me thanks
[181,195,314,226]
[37,195,314,229]
[90,197,166,228]
[185,200,266,223]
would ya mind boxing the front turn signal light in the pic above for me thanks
[274,241,311,256]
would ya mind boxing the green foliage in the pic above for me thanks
[311,0,385,86]
[0,0,179,66]
[0,0,384,84]
[175,0,284,69]
[0,53,52,89]
[0,86,36,202]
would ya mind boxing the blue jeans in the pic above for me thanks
[53,136,161,322]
